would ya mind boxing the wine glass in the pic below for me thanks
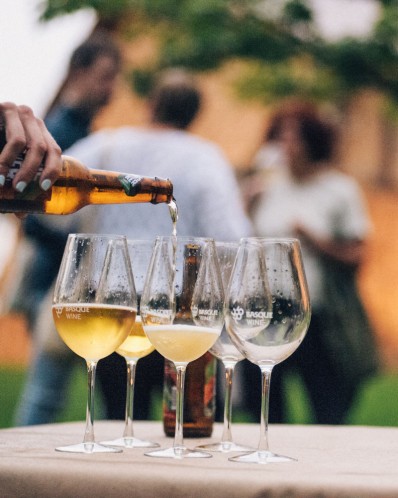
[140,236,225,459]
[101,239,159,449]
[52,233,137,453]
[226,238,311,464]
[197,241,253,453]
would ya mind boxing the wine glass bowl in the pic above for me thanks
[226,238,311,464]
[52,233,137,453]
[141,236,225,459]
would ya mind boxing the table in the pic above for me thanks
[0,421,397,498]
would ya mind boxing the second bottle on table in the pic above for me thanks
[163,242,217,438]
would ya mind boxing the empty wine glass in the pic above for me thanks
[101,239,159,449]
[52,233,137,453]
[197,241,253,453]
[140,236,225,459]
[226,238,311,464]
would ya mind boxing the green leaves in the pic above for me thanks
[233,58,344,104]
[40,0,398,106]
[39,0,133,21]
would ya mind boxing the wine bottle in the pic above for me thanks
[163,243,217,438]
[0,148,173,215]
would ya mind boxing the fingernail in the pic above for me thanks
[0,175,5,187]
[16,181,27,193]
[40,179,52,191]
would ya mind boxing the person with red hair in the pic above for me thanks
[247,100,379,424]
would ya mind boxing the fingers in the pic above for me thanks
[11,105,47,191]
[0,102,62,192]
[0,102,26,187]
[35,118,62,190]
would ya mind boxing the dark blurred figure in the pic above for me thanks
[14,33,122,425]
[14,32,121,328]
[245,100,379,424]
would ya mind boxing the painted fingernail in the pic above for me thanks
[40,179,52,191]
[0,175,5,187]
[16,181,27,193]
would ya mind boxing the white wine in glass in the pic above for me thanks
[101,239,159,449]
[53,303,135,360]
[141,236,225,459]
[116,316,154,359]
[52,233,137,454]
[144,324,220,362]
[226,238,311,464]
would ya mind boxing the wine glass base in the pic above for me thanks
[196,441,254,453]
[145,446,212,459]
[55,442,122,454]
[229,450,296,464]
[100,437,160,449]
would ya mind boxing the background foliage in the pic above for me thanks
[39,0,398,109]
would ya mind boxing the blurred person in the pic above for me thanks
[45,31,122,151]
[13,32,121,328]
[248,100,379,425]
[13,33,122,426]
[15,69,252,425]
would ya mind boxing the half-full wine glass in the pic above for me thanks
[197,241,253,453]
[101,239,159,449]
[226,238,311,464]
[52,233,137,453]
[141,236,225,459]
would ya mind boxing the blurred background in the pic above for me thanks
[1,0,398,427]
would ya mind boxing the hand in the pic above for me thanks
[293,222,364,267]
[0,102,62,193]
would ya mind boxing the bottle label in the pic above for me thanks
[1,155,48,202]
[118,174,142,197]
[6,155,43,183]
[163,359,177,412]
[203,356,216,417]
[170,386,177,411]
[163,354,216,424]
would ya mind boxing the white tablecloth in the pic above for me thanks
[0,421,397,498]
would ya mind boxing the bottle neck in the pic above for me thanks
[59,157,173,206]
[175,244,202,323]
[87,168,174,205]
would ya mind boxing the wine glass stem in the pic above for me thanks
[221,363,236,444]
[83,360,97,446]
[123,359,137,439]
[258,366,273,452]
[174,364,187,452]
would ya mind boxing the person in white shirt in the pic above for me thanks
[68,72,250,241]
[15,70,252,425]
[250,100,378,424]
